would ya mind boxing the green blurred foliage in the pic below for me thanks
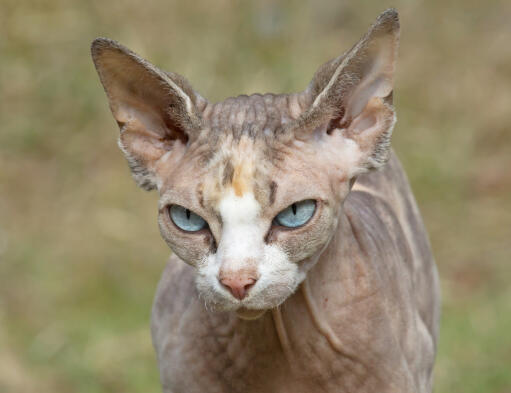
[0,0,510,392]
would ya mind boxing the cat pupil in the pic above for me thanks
[292,204,297,215]
[186,209,191,220]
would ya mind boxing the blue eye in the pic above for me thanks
[169,205,207,232]
[274,200,316,228]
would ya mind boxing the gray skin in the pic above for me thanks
[152,155,439,393]
[92,9,440,393]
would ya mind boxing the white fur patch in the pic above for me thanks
[217,190,262,270]
[219,190,260,224]
[195,189,303,313]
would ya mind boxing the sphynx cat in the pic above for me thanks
[92,9,440,393]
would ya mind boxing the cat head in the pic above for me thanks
[91,9,399,319]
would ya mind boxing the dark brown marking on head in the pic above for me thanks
[204,231,217,253]
[269,181,278,205]
[216,212,223,228]
[264,226,277,244]
[197,183,205,208]
[222,160,234,186]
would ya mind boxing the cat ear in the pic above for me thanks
[91,38,206,190]
[298,9,399,177]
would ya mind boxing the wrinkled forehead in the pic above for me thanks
[161,93,311,216]
[197,134,275,213]
[202,93,304,139]
[195,94,305,204]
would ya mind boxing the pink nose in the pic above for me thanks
[220,276,257,300]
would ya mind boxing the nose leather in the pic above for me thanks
[220,275,257,300]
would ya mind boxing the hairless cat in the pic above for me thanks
[92,9,440,393]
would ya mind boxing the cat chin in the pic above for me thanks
[235,308,267,320]
[199,287,295,317]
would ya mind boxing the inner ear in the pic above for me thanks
[91,38,207,190]
[326,107,346,135]
[294,9,399,174]
[347,97,394,144]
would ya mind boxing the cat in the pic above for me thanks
[92,9,440,393]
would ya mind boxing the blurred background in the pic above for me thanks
[0,0,510,392]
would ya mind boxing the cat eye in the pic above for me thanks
[274,200,316,228]
[169,205,207,232]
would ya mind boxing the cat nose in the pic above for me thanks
[220,275,257,300]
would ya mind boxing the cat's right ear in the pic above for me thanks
[91,38,206,190]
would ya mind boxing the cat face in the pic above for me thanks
[154,96,353,316]
[92,10,399,318]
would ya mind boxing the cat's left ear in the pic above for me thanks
[297,9,399,177]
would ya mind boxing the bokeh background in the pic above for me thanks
[1,0,510,392]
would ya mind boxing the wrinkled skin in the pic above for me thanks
[92,9,440,393]
[152,154,440,393]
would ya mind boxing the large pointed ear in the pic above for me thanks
[296,9,399,177]
[91,38,207,190]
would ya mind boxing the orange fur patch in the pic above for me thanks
[232,164,247,197]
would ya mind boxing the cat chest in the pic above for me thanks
[157,312,387,393]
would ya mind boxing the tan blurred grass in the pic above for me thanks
[0,0,510,392]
